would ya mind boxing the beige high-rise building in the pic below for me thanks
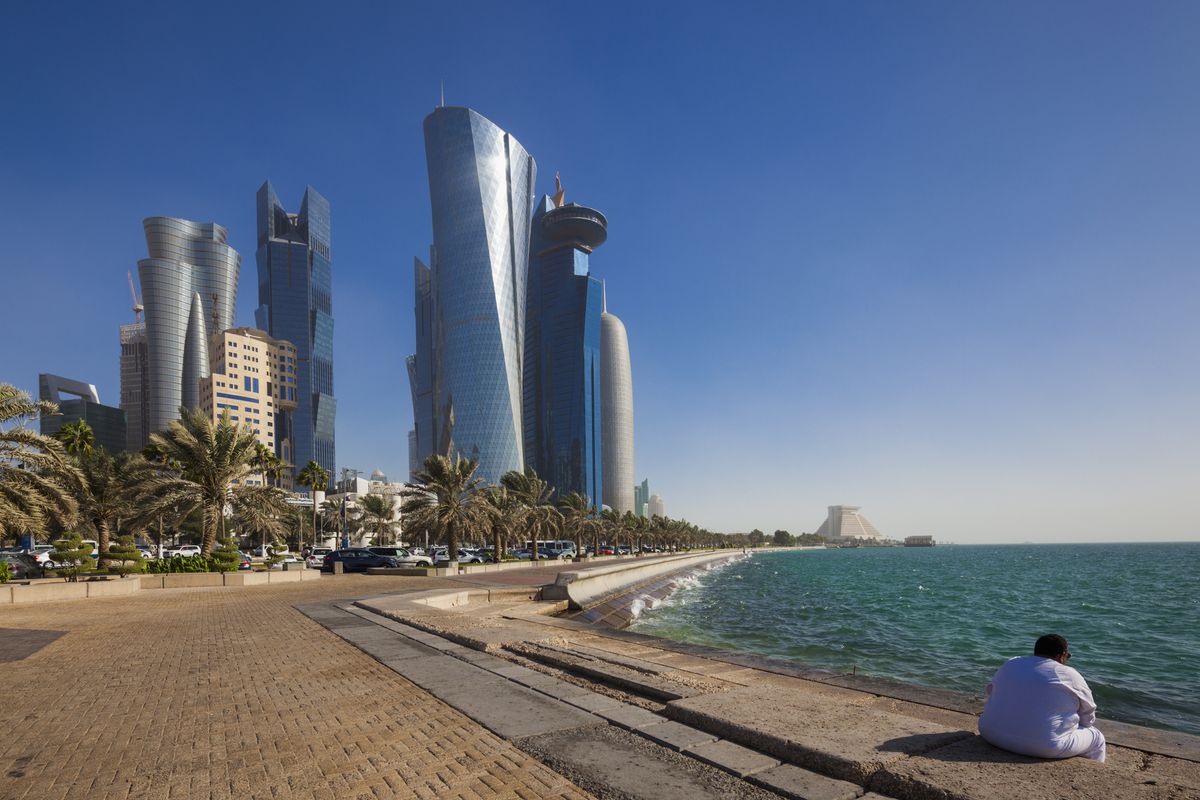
[198,327,298,487]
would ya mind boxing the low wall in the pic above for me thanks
[3,576,142,605]
[542,551,737,610]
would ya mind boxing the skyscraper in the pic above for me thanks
[409,106,536,484]
[523,183,605,505]
[255,182,336,486]
[119,321,150,451]
[601,294,635,513]
[137,217,239,437]
[39,374,127,454]
[634,479,650,518]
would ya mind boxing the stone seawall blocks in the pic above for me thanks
[163,573,224,589]
[9,581,89,604]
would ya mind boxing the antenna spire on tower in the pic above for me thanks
[440,80,444,108]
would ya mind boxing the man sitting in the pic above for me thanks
[978,634,1106,762]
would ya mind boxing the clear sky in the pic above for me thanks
[2,2,1197,543]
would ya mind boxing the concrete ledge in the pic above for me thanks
[0,585,11,604]
[162,573,224,589]
[140,574,166,589]
[8,581,88,603]
[222,572,269,587]
[84,576,142,597]
[542,551,736,610]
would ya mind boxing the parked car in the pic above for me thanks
[306,547,332,569]
[540,547,574,560]
[250,544,289,558]
[597,546,616,556]
[320,549,401,573]
[27,544,56,566]
[166,544,203,558]
[238,552,253,570]
[366,547,433,567]
[0,553,45,579]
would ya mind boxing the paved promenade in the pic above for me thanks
[0,575,593,800]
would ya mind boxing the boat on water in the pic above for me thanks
[904,535,936,547]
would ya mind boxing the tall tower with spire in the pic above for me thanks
[523,177,606,504]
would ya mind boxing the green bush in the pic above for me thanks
[105,535,146,576]
[146,554,213,574]
[50,532,96,582]
[210,537,241,573]
[0,562,11,583]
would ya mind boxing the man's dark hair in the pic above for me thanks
[1034,634,1069,658]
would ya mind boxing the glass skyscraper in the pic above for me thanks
[409,107,536,484]
[255,182,336,487]
[523,192,605,505]
[137,217,240,437]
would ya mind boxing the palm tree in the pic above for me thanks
[500,467,557,561]
[601,508,621,554]
[357,493,397,546]
[0,384,79,540]
[620,511,639,555]
[72,449,152,557]
[321,496,348,547]
[53,420,95,458]
[401,454,488,567]
[296,460,329,552]
[141,408,270,554]
[558,492,597,561]
[231,485,291,556]
[480,486,522,560]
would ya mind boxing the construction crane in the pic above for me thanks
[127,270,143,323]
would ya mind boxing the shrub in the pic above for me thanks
[50,532,96,582]
[210,536,241,573]
[105,535,145,576]
[0,562,10,583]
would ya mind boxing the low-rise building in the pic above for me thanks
[39,373,128,454]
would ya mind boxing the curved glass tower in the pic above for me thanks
[137,217,239,437]
[412,107,536,483]
[601,296,635,513]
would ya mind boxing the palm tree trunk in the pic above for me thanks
[447,520,458,570]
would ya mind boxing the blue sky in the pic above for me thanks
[2,2,1197,542]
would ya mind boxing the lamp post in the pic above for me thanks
[339,467,360,548]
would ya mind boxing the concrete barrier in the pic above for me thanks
[163,573,224,589]
[84,576,142,598]
[222,572,269,587]
[140,575,166,589]
[0,585,11,604]
[542,551,737,610]
[9,581,89,604]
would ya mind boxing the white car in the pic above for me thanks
[167,544,203,558]
[306,547,332,569]
[28,544,55,566]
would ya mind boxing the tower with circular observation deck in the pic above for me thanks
[523,176,607,505]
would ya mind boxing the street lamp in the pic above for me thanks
[339,467,360,548]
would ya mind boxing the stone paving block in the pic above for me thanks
[638,720,718,752]
[683,739,781,778]
[747,763,863,800]
[596,703,668,731]
[668,685,971,784]
[516,723,783,800]
[869,734,1200,800]
[560,692,624,713]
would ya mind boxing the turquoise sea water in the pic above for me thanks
[630,543,1200,735]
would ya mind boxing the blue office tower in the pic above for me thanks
[523,186,606,505]
[255,182,336,487]
[409,107,536,484]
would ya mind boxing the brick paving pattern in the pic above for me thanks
[0,576,595,800]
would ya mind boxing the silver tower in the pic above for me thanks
[412,107,536,483]
[137,217,240,437]
[601,291,635,513]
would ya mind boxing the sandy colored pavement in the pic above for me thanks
[0,575,593,800]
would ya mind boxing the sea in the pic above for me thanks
[629,543,1200,736]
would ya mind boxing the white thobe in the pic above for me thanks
[978,655,1106,762]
